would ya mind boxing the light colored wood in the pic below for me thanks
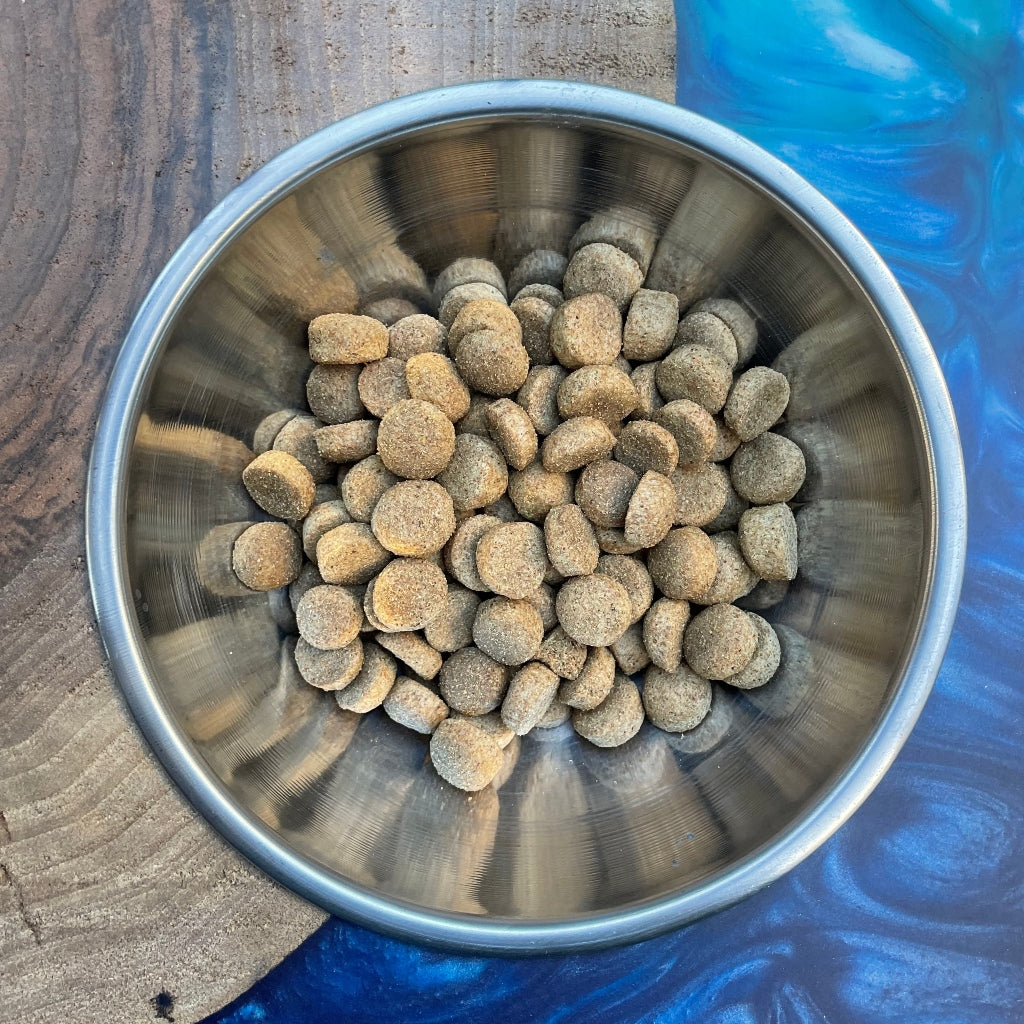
[0,2,675,1021]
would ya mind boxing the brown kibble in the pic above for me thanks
[253,409,297,454]
[444,514,502,591]
[710,416,742,462]
[597,553,654,624]
[510,295,556,365]
[571,674,644,748]
[563,243,643,310]
[656,344,732,413]
[473,597,545,666]
[738,503,798,581]
[341,454,399,522]
[370,480,456,556]
[648,527,718,602]
[313,420,378,464]
[611,622,651,675]
[575,459,639,529]
[455,329,531,397]
[508,460,574,522]
[272,414,334,483]
[439,646,510,715]
[669,462,730,527]
[724,366,790,441]
[557,366,638,424]
[455,393,493,437]
[361,297,421,325]
[448,299,521,358]
[306,364,364,424]
[295,585,363,650]
[438,282,508,328]
[358,357,411,418]
[642,598,691,672]
[731,432,806,503]
[614,421,679,477]
[535,625,588,680]
[433,257,506,306]
[559,645,615,710]
[436,434,509,511]
[623,288,679,361]
[429,717,504,792]
[540,417,616,473]
[508,249,568,294]
[725,613,781,689]
[406,352,471,422]
[653,399,717,466]
[501,662,560,735]
[555,573,632,646]
[624,471,676,548]
[549,292,622,369]
[383,675,449,733]
[690,297,758,365]
[376,630,444,680]
[535,697,572,729]
[673,310,738,368]
[475,521,548,599]
[371,558,448,631]
[517,364,567,436]
[642,663,712,733]
[424,586,481,652]
[630,362,664,420]
[485,398,539,471]
[309,313,388,364]
[334,641,398,713]
[242,450,315,520]
[544,504,600,577]
[294,636,364,690]
[377,398,456,479]
[232,521,302,591]
[696,531,759,605]
[684,603,758,680]
[594,527,644,555]
[388,314,448,359]
[317,523,391,585]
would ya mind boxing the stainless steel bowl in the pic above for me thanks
[87,81,966,952]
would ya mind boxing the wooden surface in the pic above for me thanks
[0,3,675,1021]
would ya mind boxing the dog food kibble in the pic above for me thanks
[738,503,798,581]
[624,471,676,548]
[535,697,572,729]
[273,414,334,483]
[614,420,679,477]
[683,603,758,680]
[406,353,472,422]
[690,297,758,365]
[433,257,507,305]
[705,483,748,533]
[242,450,315,520]
[594,526,643,555]
[358,357,411,418]
[294,636,364,691]
[550,293,623,369]
[642,664,713,733]
[730,431,806,504]
[309,313,389,364]
[541,416,616,473]
[455,329,531,397]
[575,459,638,529]
[514,282,564,307]
[611,622,651,675]
[445,514,502,591]
[306,364,363,424]
[377,399,456,479]
[597,553,654,625]
[485,398,539,471]
[295,585,363,650]
[709,416,741,462]
[473,597,545,666]
[388,314,448,359]
[669,462,730,528]
[555,573,632,646]
[340,454,398,522]
[510,295,556,365]
[289,560,324,612]
[429,717,505,792]
[508,249,568,294]
[313,420,379,464]
[362,297,421,325]
[424,586,481,653]
[724,612,781,689]
[517,365,567,436]
[656,344,733,413]
[559,644,615,710]
[232,521,302,591]
[371,480,456,557]
[653,399,718,466]
[438,282,508,328]
[500,662,561,735]
[543,503,600,577]
[507,460,574,521]
[571,674,644,747]
[439,646,510,715]
[557,366,638,424]
[436,434,509,511]
[643,598,691,673]
[535,625,588,680]
[316,523,391,585]
[648,527,718,602]
[563,243,644,310]
[371,557,448,631]
[448,299,520,357]
[674,310,739,368]
[622,288,679,361]
[383,676,449,734]
[301,500,351,560]
[475,521,547,599]
[723,366,790,441]
[452,711,515,749]
[375,631,444,680]
[253,408,298,454]
[524,582,558,632]
[630,362,664,420]
[334,641,398,713]
[698,531,759,605]
[571,207,658,273]
[484,493,519,523]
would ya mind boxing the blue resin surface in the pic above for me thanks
[206,3,1024,1020]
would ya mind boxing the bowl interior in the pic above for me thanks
[120,109,931,931]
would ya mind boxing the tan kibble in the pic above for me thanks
[571,674,644,748]
[370,480,456,557]
[653,399,717,466]
[549,293,622,369]
[273,414,334,483]
[485,399,538,472]
[543,504,599,577]
[232,521,302,591]
[436,433,509,511]
[361,297,420,325]
[406,353,471,422]
[623,289,679,361]
[517,365,567,436]
[731,432,806,503]
[433,257,506,306]
[383,676,449,733]
[684,603,758,679]
[455,329,531,397]
[472,597,544,666]
[424,586,481,653]
[673,310,738,368]
[630,362,664,420]
[444,514,501,591]
[371,557,448,631]
[541,417,616,473]
[738,503,798,581]
[690,297,758,365]
[555,573,631,646]
[341,454,399,522]
[448,299,521,358]
[520,584,555,634]
[514,283,564,306]
[452,711,515,749]
[575,459,639,529]
[439,646,510,715]
[475,521,547,599]
[642,598,691,672]
[535,697,572,728]
[594,527,643,555]
[309,313,388,364]
[295,585,363,650]
[669,462,731,528]
[429,717,504,792]
[253,409,297,454]
[710,416,742,462]
[723,366,790,441]
[377,399,456,479]
[508,249,568,294]
[294,636,364,691]
[388,314,448,359]
[559,645,615,710]
[648,527,718,602]
[557,366,638,424]
[698,531,759,605]
[313,420,378,464]
[704,483,748,533]
[725,613,781,689]
[288,560,324,612]
[611,622,651,675]
[535,625,588,680]
[333,642,397,713]
[455,393,492,437]
[306,364,363,424]
[317,523,391,585]
[597,553,654,624]
[438,282,508,328]
[375,631,444,680]
[358,357,411,418]
[656,344,732,413]
[624,471,676,548]
[501,662,561,735]
[361,577,397,633]
[563,243,643,310]
[614,421,679,477]
[242,450,315,520]
[510,295,556,365]
[642,663,712,733]
[508,460,574,522]
[570,207,657,274]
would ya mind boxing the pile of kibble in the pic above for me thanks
[231,239,804,791]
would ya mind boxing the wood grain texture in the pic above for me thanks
[0,2,675,1020]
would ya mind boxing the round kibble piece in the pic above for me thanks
[433,257,506,306]
[436,433,509,511]
[674,310,738,368]
[358,357,411,418]
[451,711,515,749]
[294,636,364,691]
[535,697,572,729]
[242,450,315,520]
[648,527,718,602]
[313,420,378,464]
[273,414,333,483]
[523,582,558,632]
[594,527,643,555]
[544,504,600,577]
[317,523,391,585]
[670,462,730,527]
[614,421,679,477]
[341,454,399,522]
[597,554,654,624]
[371,480,456,556]
[406,352,471,422]
[306,364,363,425]
[571,674,644,748]
[455,329,531,397]
[455,393,493,437]
[630,362,664,420]
[704,483,748,533]
[624,471,676,548]
[737,577,790,611]
[549,293,623,369]
[429,717,504,792]
[710,416,741,462]
[555,573,631,646]
[690,298,758,364]
[510,295,556,365]
[377,399,456,479]
[508,249,568,294]
[309,313,388,364]
[289,560,324,612]
[514,283,563,306]
[444,514,502,591]
[556,366,638,424]
[642,664,712,733]
[563,243,644,310]
[653,400,717,467]
[301,500,351,561]
[541,417,616,473]
[696,531,759,605]
[371,557,448,631]
[448,299,521,358]
[253,409,297,454]
[738,503,798,581]
[295,585,363,650]
[575,459,639,529]
[501,662,560,735]
[475,521,547,599]
[535,625,587,680]
[642,597,691,673]
[656,344,732,413]
[611,622,651,675]
[725,613,781,689]
[439,646,510,715]
[623,288,679,361]
[485,398,538,471]
[723,366,791,442]
[559,645,615,710]
[517,365,567,437]
[731,432,806,504]
[508,460,574,522]
[375,631,443,680]
[684,603,758,680]
[388,314,448,359]
[383,676,449,734]
[438,282,508,328]
[570,207,657,273]
[473,597,544,666]
[334,642,398,713]
[232,522,302,591]
[424,586,481,652]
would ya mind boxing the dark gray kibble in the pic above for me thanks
[294,635,364,691]
[253,409,298,454]
[737,578,790,611]
[510,295,556,366]
[439,646,510,715]
[513,283,564,306]
[508,249,568,295]
[704,481,749,533]
[273,414,334,483]
[361,297,421,326]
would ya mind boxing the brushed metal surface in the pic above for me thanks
[86,81,966,952]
